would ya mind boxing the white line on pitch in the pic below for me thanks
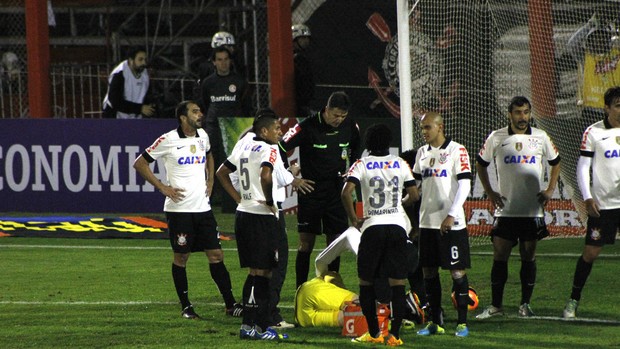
[506,314,620,325]
[0,300,294,309]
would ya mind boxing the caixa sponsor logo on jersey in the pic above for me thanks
[604,148,620,158]
[365,160,401,170]
[422,168,447,177]
[504,155,536,164]
[177,156,206,165]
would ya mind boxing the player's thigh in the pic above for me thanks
[585,208,620,246]
[193,210,222,251]
[439,228,470,270]
[357,226,387,281]
[166,212,195,254]
[419,228,441,268]
[235,211,279,269]
[383,225,410,280]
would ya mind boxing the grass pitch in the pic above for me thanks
[0,212,619,348]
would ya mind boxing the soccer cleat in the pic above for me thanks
[563,299,578,319]
[239,325,255,340]
[455,323,469,337]
[253,327,288,340]
[272,320,295,329]
[384,334,404,347]
[181,305,200,319]
[351,332,385,344]
[402,319,415,330]
[226,303,244,317]
[416,322,445,336]
[518,303,535,317]
[475,305,504,320]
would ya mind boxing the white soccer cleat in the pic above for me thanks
[563,299,578,319]
[475,305,504,320]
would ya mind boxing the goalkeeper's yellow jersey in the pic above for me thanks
[294,277,357,327]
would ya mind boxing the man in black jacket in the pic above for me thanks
[278,91,361,289]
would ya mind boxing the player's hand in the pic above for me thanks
[351,217,365,230]
[440,215,454,235]
[537,189,553,206]
[292,178,315,194]
[160,186,185,203]
[584,198,600,218]
[141,104,156,117]
[487,191,505,209]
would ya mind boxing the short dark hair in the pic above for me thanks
[364,123,392,154]
[327,91,351,112]
[604,86,620,107]
[399,149,417,169]
[211,46,231,61]
[175,100,195,124]
[508,96,531,113]
[253,108,279,134]
[127,47,146,60]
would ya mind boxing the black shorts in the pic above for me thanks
[235,211,279,270]
[491,217,548,245]
[419,228,470,270]
[166,211,220,253]
[297,179,348,236]
[585,208,620,246]
[357,225,410,281]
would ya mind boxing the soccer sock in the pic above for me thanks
[491,260,508,308]
[242,275,256,327]
[295,250,311,288]
[389,285,406,339]
[171,263,191,309]
[328,256,341,274]
[408,267,427,305]
[570,256,593,301]
[253,275,271,332]
[520,260,536,304]
[359,284,380,337]
[209,262,236,308]
[453,275,469,325]
[424,275,443,325]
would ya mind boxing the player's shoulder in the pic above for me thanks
[446,139,468,152]
[489,126,510,138]
[529,126,552,138]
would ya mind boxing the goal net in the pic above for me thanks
[397,0,616,245]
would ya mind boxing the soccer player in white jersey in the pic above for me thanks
[133,100,241,320]
[475,96,561,320]
[341,124,419,346]
[563,86,620,318]
[412,112,473,338]
[216,109,288,341]
[229,129,314,329]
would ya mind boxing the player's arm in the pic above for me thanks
[475,155,504,209]
[216,161,241,204]
[538,159,561,205]
[133,154,185,202]
[205,151,214,197]
[341,181,361,229]
[402,181,419,207]
[577,155,599,217]
[260,164,277,215]
[441,177,472,234]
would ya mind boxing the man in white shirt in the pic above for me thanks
[563,86,620,318]
[413,112,473,338]
[475,96,561,320]
[133,100,241,319]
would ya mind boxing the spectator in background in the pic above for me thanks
[102,47,155,119]
[292,24,315,118]
[0,47,20,85]
[200,46,252,187]
[196,31,245,82]
[566,2,620,124]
